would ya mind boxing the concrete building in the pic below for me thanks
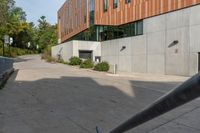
[52,0,200,76]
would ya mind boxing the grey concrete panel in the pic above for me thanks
[131,35,146,55]
[118,37,132,56]
[190,25,200,53]
[111,39,119,56]
[147,31,165,54]
[166,27,190,54]
[51,41,73,61]
[118,56,132,72]
[147,54,165,74]
[189,53,198,76]
[166,8,190,30]
[190,5,200,26]
[101,41,110,56]
[144,15,166,33]
[132,55,147,73]
[166,53,189,76]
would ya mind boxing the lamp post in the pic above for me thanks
[9,37,13,57]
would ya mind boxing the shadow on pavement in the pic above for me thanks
[0,71,199,133]
[14,57,33,63]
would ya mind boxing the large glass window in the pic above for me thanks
[113,0,118,9]
[136,21,143,35]
[89,0,94,26]
[65,20,143,42]
[103,0,107,12]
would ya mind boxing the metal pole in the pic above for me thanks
[110,73,200,133]
[3,41,5,56]
[9,44,11,57]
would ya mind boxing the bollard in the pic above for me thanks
[110,73,200,133]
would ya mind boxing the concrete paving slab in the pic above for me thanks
[0,55,199,133]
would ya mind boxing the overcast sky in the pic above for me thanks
[15,0,66,25]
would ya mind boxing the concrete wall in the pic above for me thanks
[52,41,101,62]
[52,41,73,62]
[101,5,200,76]
[73,41,101,61]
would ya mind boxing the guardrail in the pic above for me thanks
[109,73,200,133]
[0,56,13,75]
[0,56,14,86]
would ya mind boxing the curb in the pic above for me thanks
[0,68,14,89]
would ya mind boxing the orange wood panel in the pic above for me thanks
[58,0,89,43]
[94,0,200,25]
[58,0,200,42]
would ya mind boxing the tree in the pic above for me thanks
[35,16,57,52]
[0,0,58,55]
[0,0,30,49]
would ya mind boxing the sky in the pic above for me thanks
[15,0,66,25]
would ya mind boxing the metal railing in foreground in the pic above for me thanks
[0,56,14,76]
[109,73,200,133]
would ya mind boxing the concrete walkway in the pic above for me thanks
[0,55,200,133]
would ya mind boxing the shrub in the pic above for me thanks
[0,46,37,58]
[69,56,82,65]
[46,56,56,63]
[57,59,69,65]
[94,62,110,72]
[80,59,94,69]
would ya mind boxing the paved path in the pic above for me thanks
[0,55,200,133]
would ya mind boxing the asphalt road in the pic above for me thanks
[0,55,200,133]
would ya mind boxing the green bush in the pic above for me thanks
[57,59,69,65]
[0,46,37,58]
[69,56,82,65]
[80,59,94,69]
[94,62,110,72]
[46,56,56,63]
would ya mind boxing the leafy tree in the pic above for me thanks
[35,16,57,52]
[0,0,58,56]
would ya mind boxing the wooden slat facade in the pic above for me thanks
[58,0,200,43]
[58,0,89,43]
[94,0,200,26]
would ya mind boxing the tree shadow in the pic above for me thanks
[0,71,199,133]
[14,57,33,63]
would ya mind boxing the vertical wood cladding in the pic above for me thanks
[58,0,89,43]
[94,0,200,25]
[58,0,200,42]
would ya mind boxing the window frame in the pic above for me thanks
[103,0,108,12]
[125,0,131,4]
[113,0,118,9]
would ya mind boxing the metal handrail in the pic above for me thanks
[0,56,13,76]
[109,73,200,133]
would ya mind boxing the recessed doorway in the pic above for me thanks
[79,50,93,60]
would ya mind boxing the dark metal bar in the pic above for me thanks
[110,73,200,133]
[96,126,100,133]
[3,42,5,56]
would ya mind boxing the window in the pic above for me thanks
[89,0,94,26]
[136,21,143,35]
[66,20,143,42]
[103,0,107,12]
[125,0,131,4]
[84,0,87,23]
[113,0,118,9]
